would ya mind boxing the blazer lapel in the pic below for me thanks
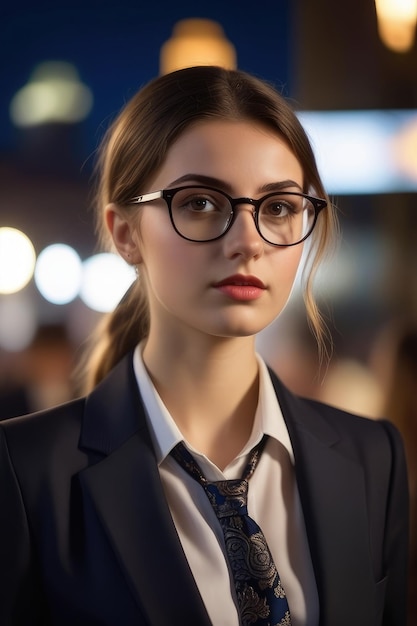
[78,355,211,625]
[76,356,377,625]
[269,371,376,626]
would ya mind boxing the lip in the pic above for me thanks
[213,274,266,289]
[213,274,266,301]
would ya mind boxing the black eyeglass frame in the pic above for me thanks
[129,185,327,247]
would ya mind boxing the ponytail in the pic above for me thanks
[77,278,149,394]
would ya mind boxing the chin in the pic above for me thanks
[214,321,273,339]
[224,311,284,337]
[199,307,285,339]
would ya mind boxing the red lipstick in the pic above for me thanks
[213,274,266,301]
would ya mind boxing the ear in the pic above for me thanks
[105,203,142,264]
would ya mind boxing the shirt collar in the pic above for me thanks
[133,343,294,467]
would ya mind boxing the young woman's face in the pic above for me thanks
[133,120,305,341]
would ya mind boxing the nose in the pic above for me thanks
[222,205,264,260]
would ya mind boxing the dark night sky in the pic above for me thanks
[0,1,292,158]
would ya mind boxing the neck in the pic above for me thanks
[142,333,260,467]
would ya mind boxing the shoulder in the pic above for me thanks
[268,366,404,461]
[305,395,404,456]
[0,396,87,466]
[0,395,86,433]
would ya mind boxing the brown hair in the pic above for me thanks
[80,65,337,392]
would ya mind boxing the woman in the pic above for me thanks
[0,66,408,626]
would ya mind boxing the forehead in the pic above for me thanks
[148,120,304,192]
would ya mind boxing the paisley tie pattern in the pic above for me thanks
[171,436,291,626]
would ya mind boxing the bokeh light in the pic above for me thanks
[0,227,36,294]
[80,253,136,312]
[160,19,237,74]
[0,293,37,351]
[34,244,83,304]
[10,61,93,127]
[298,109,417,193]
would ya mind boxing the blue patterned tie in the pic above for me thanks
[171,436,292,626]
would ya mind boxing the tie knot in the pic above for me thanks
[205,479,249,517]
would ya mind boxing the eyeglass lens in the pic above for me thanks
[169,187,316,245]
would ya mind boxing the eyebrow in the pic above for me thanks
[167,174,303,194]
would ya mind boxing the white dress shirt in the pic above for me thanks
[133,345,319,626]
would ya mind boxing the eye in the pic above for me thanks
[184,195,217,213]
[174,188,228,215]
[263,200,292,218]
[261,194,303,218]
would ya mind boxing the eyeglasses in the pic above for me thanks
[129,185,327,247]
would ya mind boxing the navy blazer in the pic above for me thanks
[0,354,409,625]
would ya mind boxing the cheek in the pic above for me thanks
[139,207,207,271]
[271,246,304,285]
[139,226,200,296]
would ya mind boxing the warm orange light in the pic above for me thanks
[375,0,417,52]
[160,19,237,75]
[392,116,417,180]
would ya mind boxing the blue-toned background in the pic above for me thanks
[0,1,291,156]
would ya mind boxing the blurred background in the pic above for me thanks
[1,0,417,418]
